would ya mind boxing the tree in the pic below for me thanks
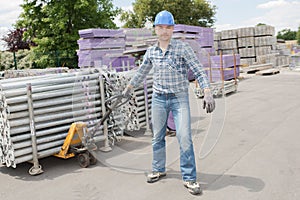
[16,0,121,68]
[2,28,32,52]
[256,23,267,26]
[1,28,32,69]
[120,0,216,28]
[277,28,297,40]
[297,26,300,45]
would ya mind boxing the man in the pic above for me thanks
[123,10,215,195]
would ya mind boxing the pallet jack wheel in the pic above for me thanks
[89,153,97,165]
[77,153,90,168]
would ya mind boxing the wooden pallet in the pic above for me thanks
[255,68,280,76]
[245,63,273,74]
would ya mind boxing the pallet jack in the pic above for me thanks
[54,94,130,168]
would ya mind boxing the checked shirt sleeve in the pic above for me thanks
[183,44,210,89]
[129,50,153,88]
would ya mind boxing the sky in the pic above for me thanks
[1,0,300,50]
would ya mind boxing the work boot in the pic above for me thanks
[183,181,202,195]
[147,172,166,183]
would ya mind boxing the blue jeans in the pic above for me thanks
[151,91,197,181]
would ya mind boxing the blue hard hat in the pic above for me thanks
[154,10,175,26]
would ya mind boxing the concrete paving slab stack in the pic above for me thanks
[237,27,256,66]
[215,25,290,67]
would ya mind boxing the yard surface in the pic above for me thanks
[1,68,299,200]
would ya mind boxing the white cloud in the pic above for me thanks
[0,27,9,51]
[114,5,133,27]
[248,0,300,32]
[0,0,23,28]
[257,0,289,8]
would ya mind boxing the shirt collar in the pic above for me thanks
[154,39,175,51]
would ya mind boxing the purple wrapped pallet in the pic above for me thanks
[78,55,136,69]
[79,28,125,38]
[173,24,214,48]
[187,50,212,81]
[201,47,215,56]
[101,56,135,69]
[196,29,214,47]
[210,54,241,68]
[205,54,241,82]
[205,67,240,82]
[174,24,204,33]
[172,32,199,40]
[77,49,124,59]
[122,28,152,37]
[77,38,125,50]
[78,59,94,67]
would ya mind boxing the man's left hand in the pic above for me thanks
[203,91,215,113]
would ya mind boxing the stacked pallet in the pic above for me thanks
[173,24,215,56]
[207,54,240,82]
[123,28,153,53]
[172,24,216,80]
[77,29,135,70]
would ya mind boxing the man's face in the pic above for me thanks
[155,25,174,42]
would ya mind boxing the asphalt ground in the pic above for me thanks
[1,68,300,200]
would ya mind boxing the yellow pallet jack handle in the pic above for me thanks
[54,122,87,159]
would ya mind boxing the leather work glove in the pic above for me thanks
[122,85,132,99]
[203,90,215,113]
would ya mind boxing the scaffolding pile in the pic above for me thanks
[0,69,153,171]
[103,70,153,132]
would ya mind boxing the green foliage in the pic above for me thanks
[0,50,32,70]
[277,28,297,40]
[256,23,267,26]
[15,0,121,68]
[120,0,216,28]
[297,26,300,45]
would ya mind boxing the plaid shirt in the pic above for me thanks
[130,39,210,94]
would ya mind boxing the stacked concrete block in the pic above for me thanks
[214,32,221,54]
[219,29,238,54]
[254,25,275,37]
[215,25,288,67]
[272,43,291,67]
[236,27,256,65]
[254,25,279,66]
